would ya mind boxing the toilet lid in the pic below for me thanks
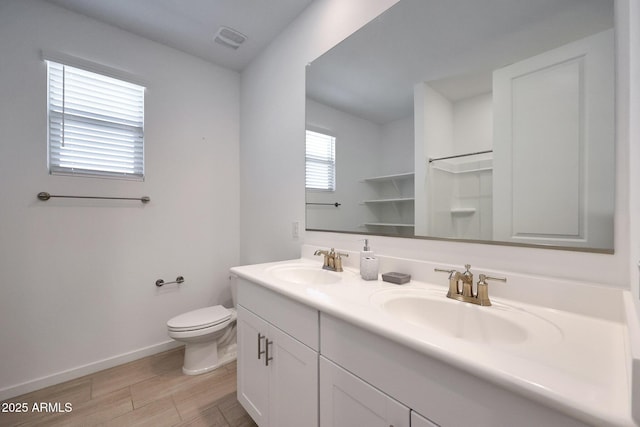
[167,305,231,332]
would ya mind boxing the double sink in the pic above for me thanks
[267,262,560,347]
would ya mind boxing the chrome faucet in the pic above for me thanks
[314,248,349,272]
[435,264,506,306]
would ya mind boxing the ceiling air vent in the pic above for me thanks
[214,26,247,50]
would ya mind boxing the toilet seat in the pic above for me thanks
[167,305,231,332]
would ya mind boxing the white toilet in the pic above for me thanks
[167,282,238,375]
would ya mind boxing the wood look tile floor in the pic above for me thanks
[0,347,257,427]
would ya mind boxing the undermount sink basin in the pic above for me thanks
[370,288,562,345]
[268,264,347,285]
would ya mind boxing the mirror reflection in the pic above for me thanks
[305,0,614,252]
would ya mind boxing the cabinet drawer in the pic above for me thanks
[237,278,319,350]
[411,411,439,427]
[320,356,409,427]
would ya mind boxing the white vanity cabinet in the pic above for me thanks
[320,313,588,427]
[236,279,319,427]
[320,356,411,427]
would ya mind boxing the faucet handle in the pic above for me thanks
[478,274,507,284]
[335,251,349,259]
[435,267,456,279]
[334,254,348,272]
[435,267,462,283]
[435,268,462,296]
[476,274,507,306]
[434,267,457,275]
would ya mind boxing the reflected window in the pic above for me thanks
[305,130,335,191]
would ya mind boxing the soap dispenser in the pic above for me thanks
[360,239,373,263]
[360,239,378,280]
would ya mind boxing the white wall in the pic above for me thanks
[239,0,402,265]
[415,83,454,236]
[379,116,414,175]
[241,0,631,289]
[0,0,240,399]
[453,93,493,153]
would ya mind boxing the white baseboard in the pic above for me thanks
[0,340,183,401]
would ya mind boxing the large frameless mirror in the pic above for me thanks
[305,0,615,252]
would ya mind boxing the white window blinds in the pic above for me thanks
[305,130,336,191]
[47,61,145,180]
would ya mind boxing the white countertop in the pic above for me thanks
[231,254,637,427]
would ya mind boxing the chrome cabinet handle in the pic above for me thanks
[257,333,266,359]
[265,339,273,366]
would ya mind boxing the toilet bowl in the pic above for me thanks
[167,305,237,375]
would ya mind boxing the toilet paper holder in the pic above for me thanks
[156,276,185,287]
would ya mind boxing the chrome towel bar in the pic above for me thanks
[37,192,150,203]
[306,202,341,207]
[156,276,185,287]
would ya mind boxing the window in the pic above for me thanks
[46,60,145,180]
[305,130,335,191]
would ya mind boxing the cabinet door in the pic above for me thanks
[411,411,439,427]
[320,357,409,427]
[237,305,270,426]
[268,325,318,427]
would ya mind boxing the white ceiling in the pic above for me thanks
[42,0,614,124]
[44,0,313,71]
[306,0,614,124]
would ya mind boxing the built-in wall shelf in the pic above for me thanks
[362,171,415,229]
[429,158,492,174]
[363,197,415,204]
[363,172,414,183]
[450,208,476,215]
